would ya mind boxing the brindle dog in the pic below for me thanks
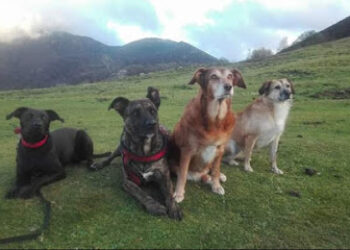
[92,88,182,220]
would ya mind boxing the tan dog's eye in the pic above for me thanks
[275,86,281,90]
[286,84,290,88]
[227,74,233,79]
[211,74,218,80]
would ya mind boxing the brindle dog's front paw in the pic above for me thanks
[145,198,167,216]
[168,202,183,221]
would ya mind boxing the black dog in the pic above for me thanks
[92,87,182,220]
[6,107,109,199]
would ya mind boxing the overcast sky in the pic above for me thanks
[1,0,349,61]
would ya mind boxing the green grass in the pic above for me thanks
[1,37,350,249]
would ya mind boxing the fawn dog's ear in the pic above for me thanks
[109,97,130,117]
[259,80,273,95]
[6,107,29,120]
[231,69,246,89]
[146,86,161,109]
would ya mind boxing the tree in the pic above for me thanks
[247,47,274,61]
[277,37,289,52]
[292,30,317,45]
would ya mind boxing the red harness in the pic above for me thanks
[14,127,48,149]
[121,142,167,186]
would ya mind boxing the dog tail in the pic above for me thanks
[92,152,111,158]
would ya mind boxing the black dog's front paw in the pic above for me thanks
[89,162,103,171]
[18,186,36,199]
[168,202,183,221]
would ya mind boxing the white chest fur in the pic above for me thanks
[207,100,228,120]
[256,101,291,148]
[201,145,217,163]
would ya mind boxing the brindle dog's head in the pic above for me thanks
[109,87,161,138]
[258,78,295,102]
[6,107,64,143]
[188,67,246,101]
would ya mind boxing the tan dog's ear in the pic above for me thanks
[231,69,246,89]
[109,97,130,117]
[6,107,28,120]
[259,80,272,95]
[45,110,64,123]
[188,68,207,87]
[287,78,295,94]
[146,86,161,109]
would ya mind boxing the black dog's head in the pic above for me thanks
[6,107,64,143]
[109,87,161,138]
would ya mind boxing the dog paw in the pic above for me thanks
[89,162,102,171]
[219,173,227,183]
[212,184,225,195]
[229,159,239,166]
[272,168,284,175]
[168,203,183,221]
[244,166,254,172]
[18,186,35,199]
[145,200,167,216]
[173,192,185,203]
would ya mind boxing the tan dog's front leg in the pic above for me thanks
[270,135,283,174]
[244,135,257,172]
[174,149,193,203]
[210,146,225,195]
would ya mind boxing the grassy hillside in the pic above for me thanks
[0,37,350,249]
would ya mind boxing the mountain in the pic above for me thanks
[0,32,218,89]
[281,16,350,53]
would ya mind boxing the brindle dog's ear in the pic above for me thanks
[45,110,64,122]
[287,78,295,94]
[146,86,161,109]
[6,107,29,120]
[231,69,246,89]
[109,97,129,117]
[188,68,207,87]
[259,80,272,95]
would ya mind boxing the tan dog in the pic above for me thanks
[223,78,294,174]
[169,67,246,203]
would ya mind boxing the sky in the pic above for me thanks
[0,0,349,61]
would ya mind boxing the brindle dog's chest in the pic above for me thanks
[127,158,167,182]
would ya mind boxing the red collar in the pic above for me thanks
[14,127,49,149]
[121,141,168,186]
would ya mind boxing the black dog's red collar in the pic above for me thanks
[121,140,168,186]
[14,127,49,149]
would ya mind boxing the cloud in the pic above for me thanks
[0,0,349,61]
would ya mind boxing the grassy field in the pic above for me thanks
[1,37,350,249]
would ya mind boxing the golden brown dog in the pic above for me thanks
[223,78,294,174]
[169,67,246,203]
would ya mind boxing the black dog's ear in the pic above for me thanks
[286,78,295,94]
[109,97,129,117]
[231,69,246,89]
[259,80,272,95]
[45,110,64,122]
[188,68,207,87]
[146,86,161,109]
[6,107,28,120]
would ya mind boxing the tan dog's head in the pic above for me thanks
[258,78,295,102]
[188,67,246,101]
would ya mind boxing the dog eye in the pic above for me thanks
[211,74,218,80]
[149,107,155,115]
[227,74,233,79]
[275,86,281,90]
[286,84,290,88]
[132,109,140,116]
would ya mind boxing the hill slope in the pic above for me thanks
[0,37,349,248]
[0,32,217,90]
[281,16,350,52]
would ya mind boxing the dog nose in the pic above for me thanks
[145,119,157,128]
[32,121,43,128]
[224,84,232,91]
